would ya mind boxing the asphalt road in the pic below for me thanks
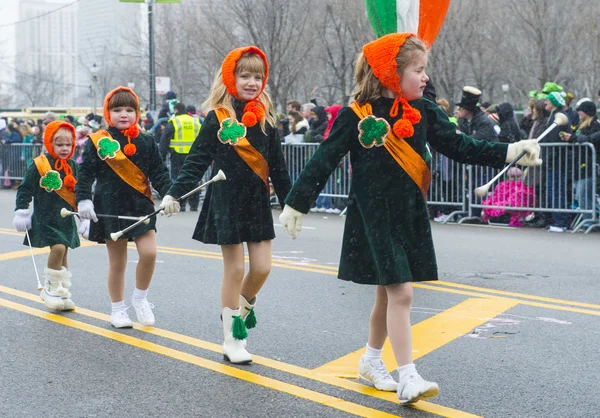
[1,189,599,418]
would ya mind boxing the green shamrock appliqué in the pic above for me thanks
[97,136,121,160]
[358,115,390,148]
[39,170,62,192]
[218,118,246,146]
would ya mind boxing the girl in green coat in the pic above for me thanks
[279,34,542,405]
[160,46,293,365]
[13,121,84,311]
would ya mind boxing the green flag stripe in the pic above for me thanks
[365,0,397,38]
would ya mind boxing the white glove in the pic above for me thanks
[506,139,542,166]
[279,205,303,240]
[13,209,31,232]
[77,218,90,240]
[77,199,98,222]
[159,195,180,216]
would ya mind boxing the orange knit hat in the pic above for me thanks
[43,120,77,191]
[103,86,140,156]
[221,46,269,127]
[362,33,422,138]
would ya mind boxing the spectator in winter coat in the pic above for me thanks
[491,102,522,143]
[324,105,343,139]
[305,106,328,143]
[456,86,498,142]
[541,92,572,232]
[560,100,600,223]
[528,99,550,139]
[158,90,179,120]
[284,110,309,144]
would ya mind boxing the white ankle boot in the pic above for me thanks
[58,268,75,310]
[222,307,252,364]
[40,268,66,311]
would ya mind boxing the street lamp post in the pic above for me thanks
[90,63,100,115]
[502,84,510,104]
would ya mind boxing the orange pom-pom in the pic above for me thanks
[403,106,421,124]
[124,143,137,156]
[242,100,265,126]
[393,119,414,138]
[124,124,139,138]
[241,111,258,127]
[64,175,77,191]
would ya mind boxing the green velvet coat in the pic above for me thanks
[75,127,172,243]
[15,156,80,249]
[167,102,292,245]
[285,97,509,285]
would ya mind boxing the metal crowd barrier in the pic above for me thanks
[465,143,598,233]
[3,142,598,234]
[0,143,43,187]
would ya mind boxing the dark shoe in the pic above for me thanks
[525,216,547,228]
[190,206,198,212]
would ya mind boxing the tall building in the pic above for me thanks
[77,0,145,108]
[16,0,79,106]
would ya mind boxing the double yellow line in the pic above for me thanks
[0,285,478,418]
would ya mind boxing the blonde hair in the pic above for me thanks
[53,127,74,143]
[203,52,277,132]
[578,113,593,131]
[436,99,451,116]
[352,36,428,105]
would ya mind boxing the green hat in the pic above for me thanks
[542,82,563,94]
[547,92,565,107]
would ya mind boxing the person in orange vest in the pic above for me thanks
[159,102,202,211]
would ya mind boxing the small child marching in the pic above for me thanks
[13,121,86,311]
[160,46,292,364]
[76,87,172,328]
[279,34,541,404]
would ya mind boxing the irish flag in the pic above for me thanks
[365,0,451,46]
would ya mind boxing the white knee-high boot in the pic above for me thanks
[40,268,66,311]
[239,295,257,329]
[59,268,75,311]
[222,307,252,364]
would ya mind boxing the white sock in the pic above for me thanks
[111,300,127,313]
[397,363,417,382]
[133,288,148,301]
[364,344,383,360]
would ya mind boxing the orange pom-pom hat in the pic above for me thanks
[43,120,77,191]
[362,33,422,138]
[221,46,269,127]
[103,86,140,156]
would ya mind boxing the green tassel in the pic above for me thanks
[244,307,257,329]
[231,315,248,340]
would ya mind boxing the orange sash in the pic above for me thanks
[350,102,431,196]
[88,130,154,203]
[33,155,77,210]
[214,108,270,189]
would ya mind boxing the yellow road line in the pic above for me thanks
[430,280,600,310]
[416,284,600,317]
[0,285,480,418]
[313,298,518,378]
[0,296,401,418]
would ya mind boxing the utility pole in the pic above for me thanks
[148,0,156,111]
